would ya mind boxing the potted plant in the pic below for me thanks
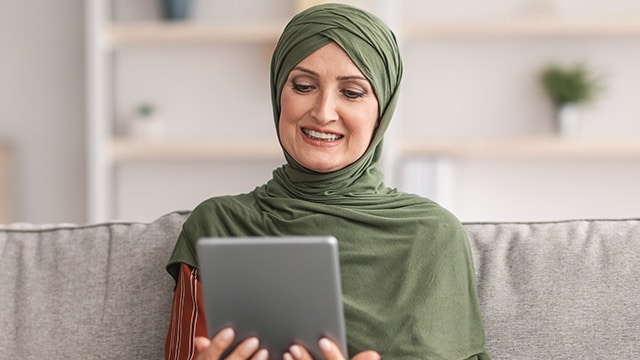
[129,103,166,139]
[539,63,603,137]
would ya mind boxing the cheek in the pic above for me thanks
[279,91,298,124]
[360,102,380,139]
[278,92,298,139]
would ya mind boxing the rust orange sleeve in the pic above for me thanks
[165,263,209,360]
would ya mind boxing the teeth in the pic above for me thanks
[303,129,343,141]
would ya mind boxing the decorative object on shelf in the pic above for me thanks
[161,0,191,20]
[129,103,166,139]
[539,63,603,137]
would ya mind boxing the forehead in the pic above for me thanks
[294,42,364,76]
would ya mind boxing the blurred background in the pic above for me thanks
[1,0,640,225]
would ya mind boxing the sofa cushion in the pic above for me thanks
[465,218,640,359]
[0,211,189,359]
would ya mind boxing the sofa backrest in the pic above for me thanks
[0,211,189,359]
[2,212,639,359]
[465,218,640,359]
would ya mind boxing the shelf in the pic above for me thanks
[404,16,640,39]
[107,16,640,46]
[401,137,640,159]
[109,138,283,161]
[108,21,285,47]
[109,137,640,162]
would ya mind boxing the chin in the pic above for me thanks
[302,161,341,173]
[307,166,337,173]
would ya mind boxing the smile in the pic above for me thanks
[302,128,344,141]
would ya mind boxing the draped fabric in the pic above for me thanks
[167,4,489,359]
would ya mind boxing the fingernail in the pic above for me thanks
[319,338,332,352]
[290,344,303,358]
[244,337,259,352]
[219,327,234,341]
[255,348,269,360]
[283,353,293,360]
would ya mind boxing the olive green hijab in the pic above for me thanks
[269,3,401,198]
[168,4,489,359]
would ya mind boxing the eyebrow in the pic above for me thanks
[292,66,368,82]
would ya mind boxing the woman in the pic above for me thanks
[165,4,489,360]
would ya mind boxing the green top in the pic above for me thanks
[167,4,489,359]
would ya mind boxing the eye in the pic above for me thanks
[341,89,365,99]
[292,82,314,93]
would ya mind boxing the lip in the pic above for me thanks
[300,127,344,147]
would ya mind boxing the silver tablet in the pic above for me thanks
[195,236,347,359]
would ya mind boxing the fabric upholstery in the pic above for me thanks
[466,219,640,358]
[1,212,639,359]
[0,211,188,359]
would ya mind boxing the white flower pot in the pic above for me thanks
[129,116,166,139]
[555,104,582,138]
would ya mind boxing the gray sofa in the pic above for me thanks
[1,211,639,359]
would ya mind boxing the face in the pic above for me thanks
[279,42,379,173]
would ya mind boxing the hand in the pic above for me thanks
[195,327,268,360]
[282,338,380,360]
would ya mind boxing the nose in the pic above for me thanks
[310,90,338,124]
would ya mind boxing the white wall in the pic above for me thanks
[2,0,639,224]
[0,0,86,224]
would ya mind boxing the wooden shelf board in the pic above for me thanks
[401,137,640,159]
[404,16,640,39]
[109,137,640,161]
[108,21,285,46]
[110,138,283,161]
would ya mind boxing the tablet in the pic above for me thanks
[195,236,347,359]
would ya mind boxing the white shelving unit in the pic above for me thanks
[86,0,289,222]
[110,138,282,161]
[403,16,640,39]
[402,137,640,160]
[108,22,284,45]
[396,14,640,214]
[87,0,640,222]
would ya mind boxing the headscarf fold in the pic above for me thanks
[168,4,489,358]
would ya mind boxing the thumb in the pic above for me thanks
[194,336,211,353]
[352,351,381,360]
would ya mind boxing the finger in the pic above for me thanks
[317,338,346,360]
[352,351,381,360]
[251,348,269,360]
[284,344,313,360]
[196,327,235,360]
[195,337,211,353]
[225,336,260,359]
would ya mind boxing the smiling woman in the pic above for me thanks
[165,3,490,360]
[278,43,379,173]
